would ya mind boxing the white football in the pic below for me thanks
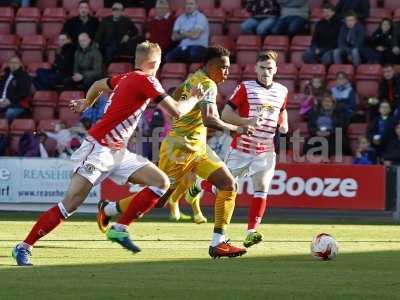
[310,233,338,260]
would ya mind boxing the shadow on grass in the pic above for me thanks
[0,250,400,300]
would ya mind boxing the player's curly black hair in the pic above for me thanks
[203,46,230,64]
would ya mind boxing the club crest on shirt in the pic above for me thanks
[258,103,275,113]
[82,163,96,174]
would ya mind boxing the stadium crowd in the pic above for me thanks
[0,0,400,166]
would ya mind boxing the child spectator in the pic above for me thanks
[352,136,377,164]
[370,18,396,65]
[330,72,356,119]
[300,76,326,118]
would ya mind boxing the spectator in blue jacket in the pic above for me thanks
[330,72,357,119]
[333,11,366,66]
[353,136,377,165]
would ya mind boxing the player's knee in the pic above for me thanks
[155,173,170,191]
[216,175,236,191]
[62,191,86,213]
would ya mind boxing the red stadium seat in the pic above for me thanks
[262,35,289,64]
[0,119,9,134]
[275,63,298,93]
[327,64,355,81]
[242,64,257,80]
[355,64,382,98]
[59,91,85,106]
[287,93,306,109]
[37,119,57,132]
[10,119,36,135]
[169,0,186,10]
[32,91,58,121]
[292,121,308,136]
[202,7,226,36]
[59,107,81,127]
[347,123,367,139]
[89,0,104,13]
[299,64,326,91]
[287,108,303,124]
[236,35,261,66]
[161,63,187,80]
[218,79,238,99]
[124,8,146,33]
[161,79,182,93]
[0,6,14,34]
[0,34,19,64]
[227,64,241,80]
[365,8,391,37]
[42,8,66,39]
[15,7,40,36]
[96,7,112,19]
[384,0,398,10]
[197,0,216,9]
[27,62,52,76]
[210,35,235,53]
[290,35,312,67]
[227,9,250,39]
[220,0,242,11]
[309,0,324,9]
[394,9,400,23]
[188,63,203,74]
[37,0,58,10]
[62,0,81,12]
[310,8,323,23]
[20,35,46,64]
[107,62,132,76]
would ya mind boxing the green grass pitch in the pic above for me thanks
[1,213,400,300]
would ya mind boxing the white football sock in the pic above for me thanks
[104,202,118,216]
[113,223,128,231]
[211,233,225,247]
[246,229,256,235]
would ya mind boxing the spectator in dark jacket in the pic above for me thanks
[335,0,370,22]
[304,92,351,157]
[0,56,32,122]
[371,18,397,65]
[382,122,400,166]
[240,0,280,37]
[333,11,366,66]
[391,23,400,64]
[146,0,176,54]
[95,2,141,64]
[62,0,99,44]
[34,33,75,90]
[330,72,357,118]
[271,0,309,38]
[367,101,396,156]
[303,2,341,65]
[64,32,103,90]
[353,136,377,164]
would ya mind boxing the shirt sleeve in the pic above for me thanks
[173,16,182,32]
[194,13,208,31]
[198,81,217,105]
[142,75,167,103]
[228,83,247,109]
[107,73,125,89]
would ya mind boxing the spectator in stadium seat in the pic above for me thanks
[333,11,366,67]
[0,56,32,123]
[391,23,400,64]
[369,64,400,118]
[300,76,326,118]
[62,0,99,45]
[95,2,142,64]
[353,136,377,164]
[270,0,309,39]
[367,101,396,157]
[382,122,400,166]
[304,92,351,157]
[240,0,280,37]
[302,2,341,65]
[34,33,75,90]
[165,0,209,63]
[335,0,369,23]
[370,19,397,65]
[330,72,356,119]
[64,32,103,90]
[145,0,176,54]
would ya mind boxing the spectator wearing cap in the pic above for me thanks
[62,0,99,44]
[303,2,341,65]
[95,2,141,64]
[165,0,209,63]
[240,0,280,37]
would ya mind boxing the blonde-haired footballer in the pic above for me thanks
[187,50,289,248]
[97,46,257,258]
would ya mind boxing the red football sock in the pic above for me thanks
[24,205,65,246]
[117,187,160,226]
[200,180,214,194]
[247,196,267,231]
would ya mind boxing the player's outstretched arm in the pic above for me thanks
[200,102,255,135]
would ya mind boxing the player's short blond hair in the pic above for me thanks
[135,41,162,63]
[256,50,278,63]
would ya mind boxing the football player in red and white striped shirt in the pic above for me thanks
[12,41,203,266]
[221,50,288,248]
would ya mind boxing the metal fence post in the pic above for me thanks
[393,167,400,221]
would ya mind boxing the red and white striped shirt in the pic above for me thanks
[228,80,288,154]
[88,70,166,147]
